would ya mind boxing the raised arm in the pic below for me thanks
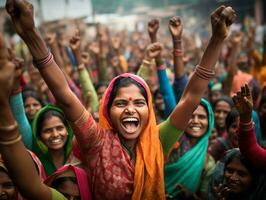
[169,6,236,130]
[0,32,52,200]
[6,0,84,122]
[169,16,185,80]
[69,30,99,112]
[169,16,188,103]
[147,19,176,116]
[233,84,266,170]
[9,55,33,149]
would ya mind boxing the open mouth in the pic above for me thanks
[121,117,140,133]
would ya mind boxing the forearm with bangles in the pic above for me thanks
[0,118,21,145]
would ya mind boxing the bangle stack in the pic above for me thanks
[157,65,166,71]
[195,65,215,80]
[173,49,183,57]
[33,51,54,68]
[239,120,254,131]
[173,39,182,43]
[0,122,21,146]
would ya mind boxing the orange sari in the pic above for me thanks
[99,73,165,199]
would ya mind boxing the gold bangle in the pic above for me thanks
[0,135,22,145]
[0,122,18,132]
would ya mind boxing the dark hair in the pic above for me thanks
[37,110,67,137]
[225,108,239,132]
[22,88,46,106]
[224,148,259,179]
[95,82,108,92]
[107,77,148,115]
[212,96,234,110]
[51,176,77,189]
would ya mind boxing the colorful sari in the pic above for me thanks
[45,165,92,200]
[164,98,214,197]
[72,73,165,199]
[99,73,165,199]
[31,105,78,175]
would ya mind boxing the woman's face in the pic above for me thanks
[24,96,42,121]
[0,170,17,200]
[154,92,165,112]
[40,116,68,151]
[109,84,149,145]
[185,105,208,138]
[56,179,80,200]
[214,101,231,129]
[228,117,240,146]
[224,158,254,194]
[97,86,107,102]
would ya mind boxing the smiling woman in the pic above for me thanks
[32,105,79,176]
[0,1,236,199]
[164,99,215,199]
[209,149,266,200]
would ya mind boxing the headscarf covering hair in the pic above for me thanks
[0,151,46,200]
[31,105,74,175]
[165,98,214,197]
[45,165,92,200]
[99,73,165,199]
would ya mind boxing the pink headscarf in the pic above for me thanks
[45,165,92,200]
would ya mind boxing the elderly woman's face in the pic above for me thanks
[109,84,148,146]
[224,158,254,194]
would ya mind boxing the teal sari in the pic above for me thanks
[164,98,214,197]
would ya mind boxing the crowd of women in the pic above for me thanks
[0,0,265,199]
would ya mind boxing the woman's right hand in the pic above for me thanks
[232,84,253,123]
[168,16,183,40]
[144,42,162,61]
[5,0,35,38]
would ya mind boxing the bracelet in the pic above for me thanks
[173,49,184,57]
[142,59,152,65]
[157,65,166,71]
[33,51,54,68]
[239,120,253,130]
[0,135,22,146]
[195,65,215,80]
[173,39,182,43]
[0,121,18,132]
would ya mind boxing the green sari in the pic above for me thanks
[164,98,214,197]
